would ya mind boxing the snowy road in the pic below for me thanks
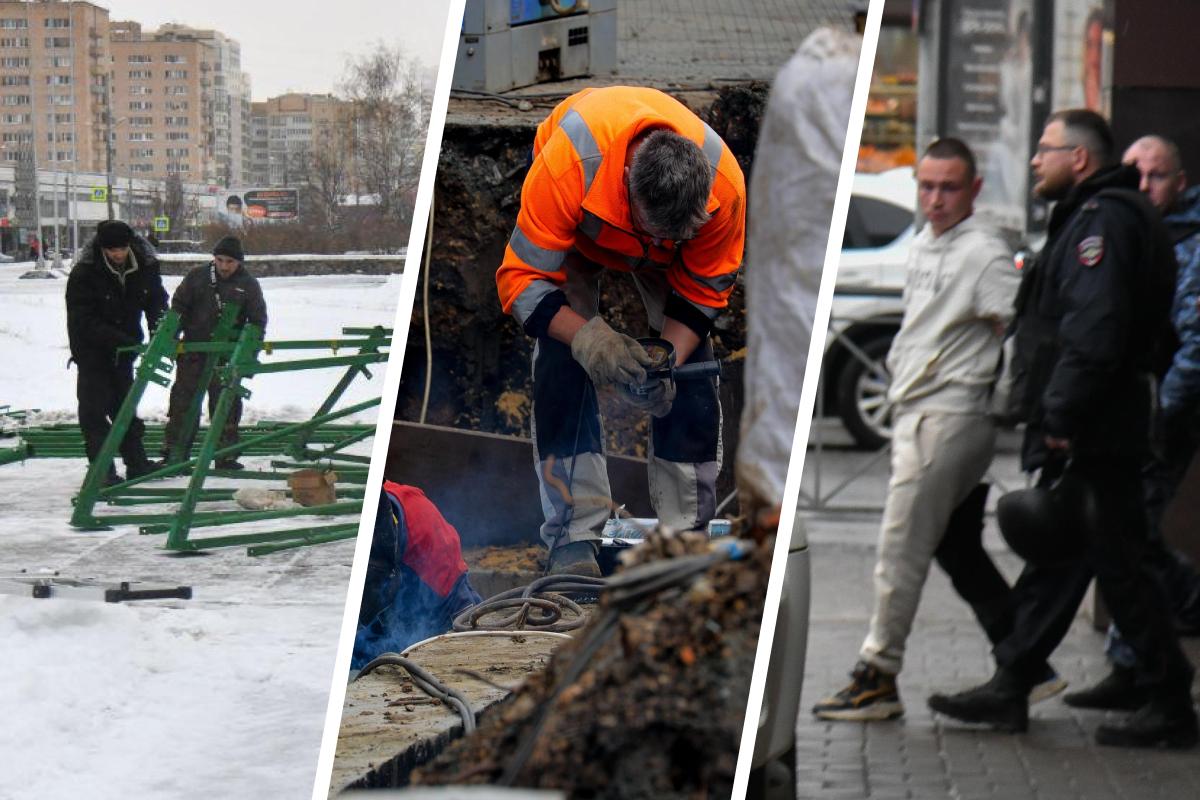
[0,266,404,799]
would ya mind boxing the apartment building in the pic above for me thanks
[247,92,351,188]
[109,20,250,185]
[0,0,112,173]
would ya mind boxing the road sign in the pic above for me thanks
[92,187,108,202]
[153,216,170,232]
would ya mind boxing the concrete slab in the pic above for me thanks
[329,631,573,795]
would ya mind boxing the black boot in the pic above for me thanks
[1095,696,1199,749]
[927,668,1029,732]
[125,458,162,480]
[1063,665,1148,711]
[102,465,123,487]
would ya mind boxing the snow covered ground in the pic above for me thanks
[0,264,403,799]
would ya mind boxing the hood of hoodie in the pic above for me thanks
[1165,184,1200,242]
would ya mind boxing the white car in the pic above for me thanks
[822,168,915,448]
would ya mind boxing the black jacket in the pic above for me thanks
[65,234,168,368]
[1015,164,1177,469]
[171,261,268,343]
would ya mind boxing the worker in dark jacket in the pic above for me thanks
[928,110,1197,750]
[353,482,482,668]
[65,219,168,484]
[162,235,267,468]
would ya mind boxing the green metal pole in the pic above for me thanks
[168,302,242,465]
[165,323,263,550]
[71,312,181,529]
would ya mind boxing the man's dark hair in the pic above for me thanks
[226,194,243,209]
[922,137,977,182]
[628,129,713,240]
[1049,108,1115,166]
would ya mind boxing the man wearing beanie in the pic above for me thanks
[65,219,169,485]
[163,234,267,468]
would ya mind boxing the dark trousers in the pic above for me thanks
[76,358,148,467]
[934,483,1019,647]
[995,456,1194,697]
[163,352,241,459]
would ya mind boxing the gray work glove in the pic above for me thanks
[570,317,655,388]
[622,378,677,418]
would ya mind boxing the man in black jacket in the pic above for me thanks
[927,110,1197,749]
[162,235,267,468]
[65,219,168,484]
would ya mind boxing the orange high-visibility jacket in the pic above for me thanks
[497,86,746,333]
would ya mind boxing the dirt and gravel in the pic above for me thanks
[411,531,770,799]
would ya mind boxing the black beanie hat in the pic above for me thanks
[213,235,244,262]
[96,220,134,249]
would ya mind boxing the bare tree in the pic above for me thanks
[163,174,185,232]
[338,42,431,219]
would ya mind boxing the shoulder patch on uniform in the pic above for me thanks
[1077,235,1104,267]
[1082,199,1100,211]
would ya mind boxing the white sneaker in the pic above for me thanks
[1030,666,1069,704]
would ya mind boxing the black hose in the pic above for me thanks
[355,654,477,734]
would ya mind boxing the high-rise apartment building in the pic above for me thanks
[109,20,250,185]
[248,92,351,189]
[0,0,112,173]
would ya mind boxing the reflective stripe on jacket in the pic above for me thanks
[498,86,746,325]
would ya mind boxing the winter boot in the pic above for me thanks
[1063,665,1148,711]
[548,540,601,578]
[927,667,1029,732]
[1095,696,1199,749]
[125,458,162,480]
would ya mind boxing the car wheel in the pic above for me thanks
[835,333,894,449]
[746,745,796,800]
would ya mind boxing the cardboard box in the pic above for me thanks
[288,469,337,506]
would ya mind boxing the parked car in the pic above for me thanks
[822,168,915,449]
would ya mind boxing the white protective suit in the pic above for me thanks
[735,28,862,516]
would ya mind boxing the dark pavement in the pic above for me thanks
[796,509,1200,800]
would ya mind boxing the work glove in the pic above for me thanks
[622,376,677,418]
[570,316,655,388]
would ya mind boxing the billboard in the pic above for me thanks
[220,188,300,224]
[939,0,1034,233]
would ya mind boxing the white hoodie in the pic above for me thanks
[885,216,1021,415]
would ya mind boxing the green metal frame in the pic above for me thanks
[68,309,391,555]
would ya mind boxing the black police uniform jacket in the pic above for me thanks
[65,234,169,368]
[171,261,268,343]
[1013,164,1177,470]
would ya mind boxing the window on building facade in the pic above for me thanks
[0,37,29,47]
[128,69,151,79]
[49,112,73,124]
[128,131,154,141]
[166,86,188,96]
[129,85,151,95]
[128,101,152,111]
[130,115,153,126]
[127,54,152,63]
[43,37,70,48]
[45,74,71,85]
[46,56,71,68]
[166,131,189,141]
[0,19,28,29]
[164,69,188,79]
[1,112,30,124]
[129,163,153,173]
[2,131,32,144]
[1,95,31,106]
[164,100,188,111]
[48,94,72,106]
[43,18,71,28]
[0,56,30,68]
[164,116,189,127]
[131,148,154,159]
[1,75,30,87]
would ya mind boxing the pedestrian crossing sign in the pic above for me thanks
[153,216,170,232]
[91,187,107,202]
